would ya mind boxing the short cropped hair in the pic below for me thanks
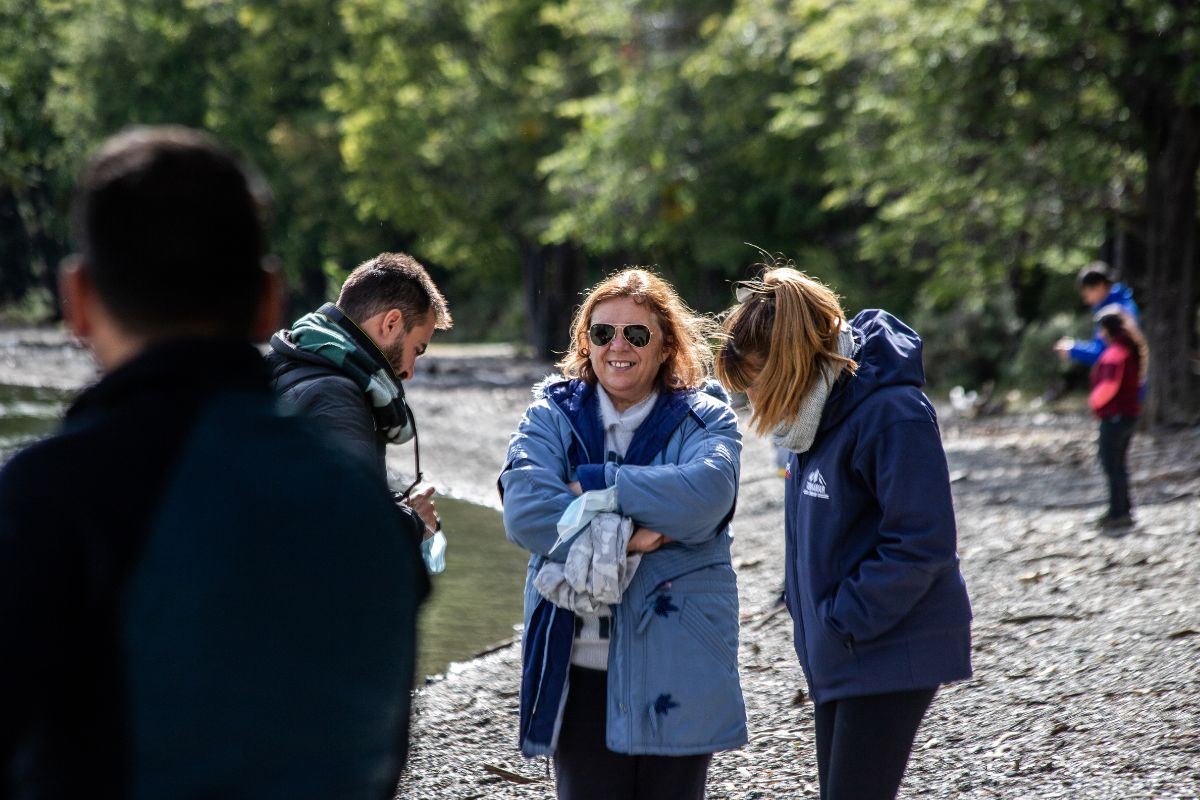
[1076,260,1113,290]
[336,252,452,332]
[716,262,857,435]
[557,267,718,392]
[70,126,271,335]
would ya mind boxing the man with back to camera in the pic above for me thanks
[266,252,453,571]
[0,126,428,798]
[1054,260,1141,366]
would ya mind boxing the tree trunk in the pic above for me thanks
[0,187,35,305]
[1142,105,1200,426]
[518,240,585,361]
[11,183,66,320]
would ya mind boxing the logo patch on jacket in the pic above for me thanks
[803,469,829,500]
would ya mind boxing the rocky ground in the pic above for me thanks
[398,360,1200,800]
[2,329,1197,799]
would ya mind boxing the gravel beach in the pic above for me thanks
[398,353,1200,800]
[2,329,1196,799]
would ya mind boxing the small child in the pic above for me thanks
[1088,307,1146,529]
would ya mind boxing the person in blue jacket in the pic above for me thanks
[1054,261,1140,367]
[499,268,746,800]
[716,265,972,800]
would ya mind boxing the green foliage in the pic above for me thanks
[37,0,406,312]
[776,0,1122,296]
[1010,313,1086,393]
[2,0,1196,402]
[330,0,569,275]
[0,0,73,303]
[538,0,836,286]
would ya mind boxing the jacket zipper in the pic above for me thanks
[790,451,808,646]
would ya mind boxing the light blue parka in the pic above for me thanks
[499,377,747,757]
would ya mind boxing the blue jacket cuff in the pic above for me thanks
[576,464,608,492]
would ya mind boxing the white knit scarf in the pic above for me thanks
[771,323,859,454]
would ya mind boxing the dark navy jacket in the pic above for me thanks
[266,328,387,477]
[0,339,427,799]
[783,311,972,704]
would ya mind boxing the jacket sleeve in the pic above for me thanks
[607,400,741,544]
[1088,352,1124,412]
[498,402,576,562]
[1068,334,1104,366]
[826,418,960,644]
[286,376,380,469]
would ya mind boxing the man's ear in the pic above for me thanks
[59,256,95,339]
[380,308,406,344]
[251,260,284,342]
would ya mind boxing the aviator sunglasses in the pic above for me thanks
[588,323,654,348]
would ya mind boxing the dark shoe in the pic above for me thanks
[1098,514,1134,536]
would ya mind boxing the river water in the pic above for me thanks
[0,382,527,680]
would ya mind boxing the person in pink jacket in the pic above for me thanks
[1088,308,1147,530]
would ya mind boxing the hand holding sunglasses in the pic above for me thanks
[588,322,654,348]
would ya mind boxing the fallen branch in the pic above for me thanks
[747,604,790,631]
[999,613,1083,624]
[482,763,542,785]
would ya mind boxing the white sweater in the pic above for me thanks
[569,387,658,670]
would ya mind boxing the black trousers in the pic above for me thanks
[553,666,712,800]
[812,688,936,800]
[1098,415,1137,518]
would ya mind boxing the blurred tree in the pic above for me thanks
[329,0,587,357]
[0,0,72,314]
[538,0,860,311]
[207,0,410,313]
[40,0,403,316]
[5,0,1195,410]
[772,0,1198,422]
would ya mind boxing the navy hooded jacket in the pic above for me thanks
[783,310,972,704]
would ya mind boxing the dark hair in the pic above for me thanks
[336,252,452,332]
[70,125,272,335]
[1075,260,1113,290]
[1095,310,1127,339]
[1096,305,1149,381]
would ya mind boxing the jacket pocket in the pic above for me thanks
[678,595,738,673]
[631,585,745,750]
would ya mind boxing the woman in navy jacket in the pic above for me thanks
[716,265,972,800]
[500,268,746,799]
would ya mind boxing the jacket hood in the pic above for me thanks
[1097,282,1135,312]
[531,373,568,400]
[265,329,332,381]
[820,309,925,432]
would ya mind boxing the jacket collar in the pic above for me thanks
[544,378,692,468]
[68,337,268,422]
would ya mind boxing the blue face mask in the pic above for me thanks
[552,486,619,557]
[421,528,447,574]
